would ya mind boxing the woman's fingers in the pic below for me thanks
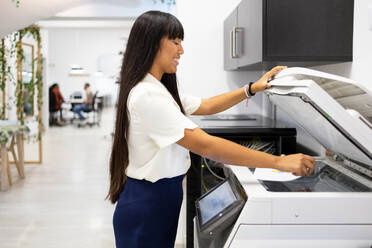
[266,66,287,80]
[301,166,308,176]
[279,153,315,177]
[304,154,315,163]
[272,65,287,72]
[294,166,305,176]
[271,66,286,76]
[254,66,287,93]
[303,156,315,175]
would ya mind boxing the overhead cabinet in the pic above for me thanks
[224,0,354,70]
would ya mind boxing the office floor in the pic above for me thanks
[0,108,185,248]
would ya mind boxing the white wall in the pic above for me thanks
[45,27,131,104]
[176,0,270,117]
[41,29,49,131]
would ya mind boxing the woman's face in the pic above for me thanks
[52,86,59,93]
[154,37,184,74]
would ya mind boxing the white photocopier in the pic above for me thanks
[193,68,372,248]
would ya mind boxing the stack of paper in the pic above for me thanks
[253,168,300,181]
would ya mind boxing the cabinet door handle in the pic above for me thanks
[230,29,235,58]
[231,27,243,58]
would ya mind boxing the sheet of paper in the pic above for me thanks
[253,168,300,181]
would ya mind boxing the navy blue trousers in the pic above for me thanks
[113,175,184,248]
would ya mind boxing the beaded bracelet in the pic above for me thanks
[243,84,250,98]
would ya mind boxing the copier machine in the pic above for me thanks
[193,68,372,248]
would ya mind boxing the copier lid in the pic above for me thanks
[266,67,372,166]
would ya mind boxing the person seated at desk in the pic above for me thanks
[49,83,65,126]
[72,83,93,124]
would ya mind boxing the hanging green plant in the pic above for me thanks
[0,39,5,119]
[15,25,43,129]
[0,32,18,120]
[11,0,20,8]
[0,24,44,143]
[16,39,24,123]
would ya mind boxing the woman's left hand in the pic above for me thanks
[251,66,287,93]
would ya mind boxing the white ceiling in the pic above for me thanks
[0,0,176,38]
[0,0,85,38]
[89,0,143,7]
[54,1,175,20]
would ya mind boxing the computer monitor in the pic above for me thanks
[195,175,246,237]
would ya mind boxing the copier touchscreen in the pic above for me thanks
[199,181,236,224]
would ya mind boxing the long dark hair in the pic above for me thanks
[107,11,186,204]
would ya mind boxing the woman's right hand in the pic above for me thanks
[275,154,315,176]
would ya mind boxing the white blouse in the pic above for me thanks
[126,73,202,182]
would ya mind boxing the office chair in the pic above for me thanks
[78,91,102,127]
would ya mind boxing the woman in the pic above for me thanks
[108,11,315,248]
[49,83,65,126]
